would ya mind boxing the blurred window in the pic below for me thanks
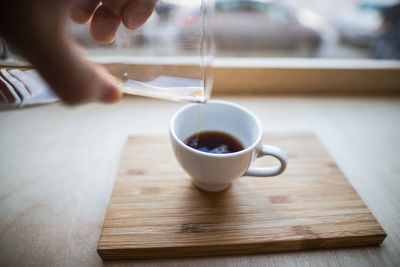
[251,1,270,13]
[216,1,240,12]
[5,0,400,61]
[238,1,260,12]
[216,0,271,13]
[266,4,290,24]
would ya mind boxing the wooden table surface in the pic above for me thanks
[0,95,399,266]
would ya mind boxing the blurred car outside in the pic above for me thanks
[337,0,397,48]
[69,0,324,57]
[178,0,323,56]
[372,3,400,59]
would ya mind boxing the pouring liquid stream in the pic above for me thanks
[193,103,204,147]
[0,65,209,106]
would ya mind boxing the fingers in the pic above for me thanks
[1,1,121,105]
[31,37,122,104]
[89,63,123,104]
[71,0,157,43]
[101,0,158,29]
[69,0,100,24]
[22,21,122,104]
[90,4,121,44]
[101,0,131,16]
[121,0,158,30]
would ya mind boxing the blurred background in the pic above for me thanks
[66,0,400,60]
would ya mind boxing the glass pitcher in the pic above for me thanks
[0,0,215,107]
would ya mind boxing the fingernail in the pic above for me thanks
[122,3,149,30]
[100,85,122,104]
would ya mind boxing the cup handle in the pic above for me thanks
[244,145,288,177]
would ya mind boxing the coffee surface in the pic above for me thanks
[185,131,244,154]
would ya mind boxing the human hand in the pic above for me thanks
[0,0,157,104]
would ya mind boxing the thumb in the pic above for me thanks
[0,1,121,105]
[29,35,122,105]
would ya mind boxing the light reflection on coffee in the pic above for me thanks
[184,131,244,154]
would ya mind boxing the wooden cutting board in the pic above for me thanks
[97,133,386,260]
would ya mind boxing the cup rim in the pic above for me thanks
[169,100,263,158]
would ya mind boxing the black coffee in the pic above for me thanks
[184,131,244,154]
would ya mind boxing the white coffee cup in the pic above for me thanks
[169,100,288,192]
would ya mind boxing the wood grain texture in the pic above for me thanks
[3,58,400,96]
[0,96,398,267]
[97,133,386,260]
[212,67,400,95]
[98,58,400,95]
